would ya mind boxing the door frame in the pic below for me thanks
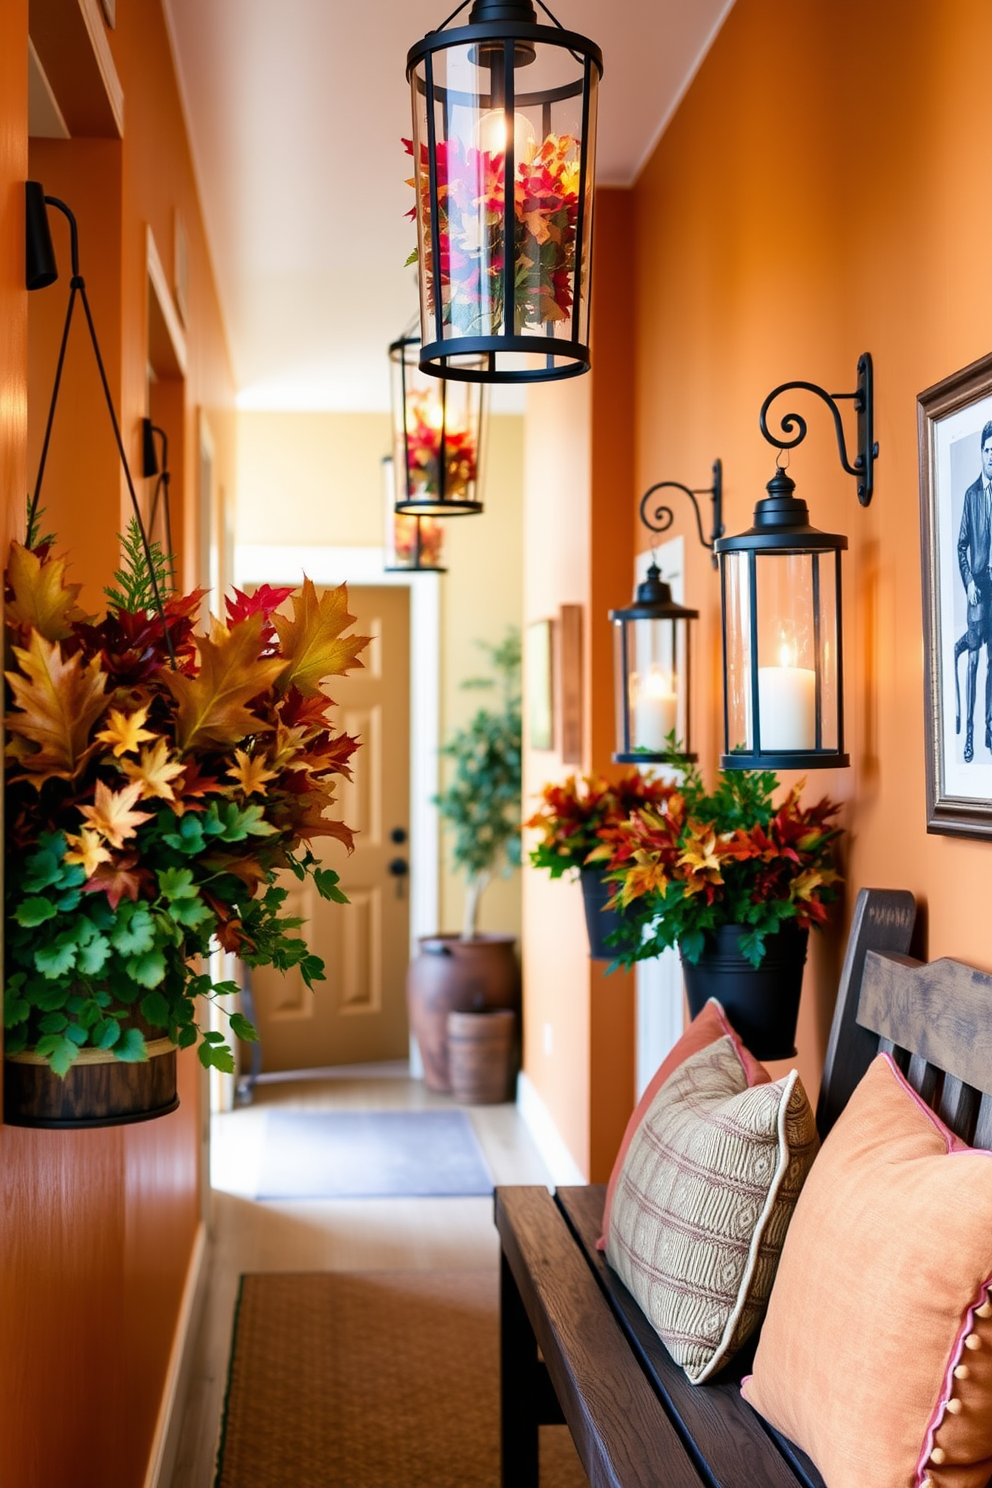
[234,545,441,960]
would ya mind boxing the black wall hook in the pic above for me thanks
[638,459,724,568]
[759,352,878,505]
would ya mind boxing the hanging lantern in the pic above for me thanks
[715,469,848,770]
[389,334,487,515]
[714,353,878,771]
[382,456,447,572]
[406,0,602,384]
[610,565,698,764]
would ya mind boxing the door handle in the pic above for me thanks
[390,826,408,845]
[388,856,409,900]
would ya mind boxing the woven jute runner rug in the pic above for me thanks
[215,1269,588,1487]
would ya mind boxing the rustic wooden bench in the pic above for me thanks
[496,888,992,1487]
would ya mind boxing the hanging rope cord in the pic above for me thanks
[27,195,176,668]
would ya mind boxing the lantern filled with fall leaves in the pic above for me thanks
[3,519,367,1127]
[406,0,602,383]
[390,334,486,515]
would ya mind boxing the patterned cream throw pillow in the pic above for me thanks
[605,1034,818,1383]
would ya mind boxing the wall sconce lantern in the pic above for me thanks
[610,462,724,764]
[389,333,487,515]
[406,0,603,384]
[714,354,878,771]
[382,456,447,573]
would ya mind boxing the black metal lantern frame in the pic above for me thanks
[714,353,879,772]
[389,334,487,516]
[609,461,724,765]
[406,0,603,384]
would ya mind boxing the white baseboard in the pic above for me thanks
[143,1220,209,1488]
[516,1071,586,1186]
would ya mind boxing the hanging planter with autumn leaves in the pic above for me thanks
[3,522,368,1127]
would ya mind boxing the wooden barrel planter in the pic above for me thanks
[4,1037,179,1129]
[447,1009,517,1105]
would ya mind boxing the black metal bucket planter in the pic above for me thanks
[579,866,629,962]
[681,921,809,1061]
[4,1039,179,1129]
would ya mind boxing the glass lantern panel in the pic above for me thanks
[409,38,597,378]
[722,551,754,755]
[390,343,485,513]
[813,552,840,751]
[384,459,445,570]
[616,616,687,756]
[755,552,820,753]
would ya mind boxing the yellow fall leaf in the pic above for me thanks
[5,632,109,783]
[63,828,113,878]
[227,749,278,795]
[273,579,370,697]
[162,613,285,753]
[79,780,153,849]
[5,542,86,641]
[96,705,156,758]
[120,737,185,801]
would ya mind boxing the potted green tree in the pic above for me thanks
[406,631,522,1093]
[593,765,843,1059]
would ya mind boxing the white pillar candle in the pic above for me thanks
[633,670,678,752]
[757,666,816,751]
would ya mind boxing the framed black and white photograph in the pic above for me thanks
[919,350,992,836]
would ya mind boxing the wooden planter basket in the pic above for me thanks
[4,1037,179,1129]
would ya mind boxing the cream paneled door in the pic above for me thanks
[251,586,412,1069]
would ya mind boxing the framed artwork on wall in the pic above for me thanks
[919,349,992,837]
[557,604,583,764]
[526,619,554,751]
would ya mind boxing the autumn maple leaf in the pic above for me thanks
[5,541,87,641]
[79,780,153,848]
[162,613,285,752]
[5,631,109,783]
[80,854,155,911]
[227,749,278,795]
[120,738,185,801]
[95,705,156,758]
[63,827,113,878]
[273,580,369,696]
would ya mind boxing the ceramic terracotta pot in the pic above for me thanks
[681,921,809,1061]
[406,934,521,1093]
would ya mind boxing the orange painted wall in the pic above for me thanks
[2,4,236,1486]
[522,189,637,1182]
[630,0,992,1101]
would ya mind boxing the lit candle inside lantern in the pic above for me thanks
[757,642,816,751]
[632,667,678,752]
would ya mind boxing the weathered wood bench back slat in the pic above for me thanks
[816,888,917,1136]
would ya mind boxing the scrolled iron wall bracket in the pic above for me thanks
[758,352,878,505]
[638,459,724,568]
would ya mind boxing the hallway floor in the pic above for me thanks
[169,1065,556,1487]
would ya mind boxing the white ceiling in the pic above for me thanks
[162,0,734,413]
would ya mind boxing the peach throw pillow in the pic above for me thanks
[600,997,769,1248]
[742,1054,992,1488]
